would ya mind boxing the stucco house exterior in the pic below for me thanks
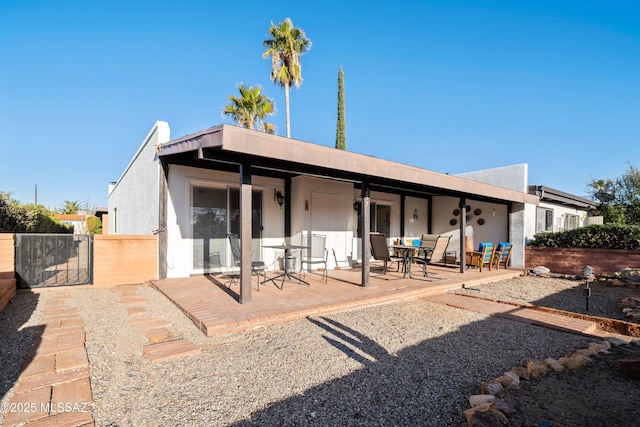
[108,121,594,302]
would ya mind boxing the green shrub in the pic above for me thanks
[528,224,640,250]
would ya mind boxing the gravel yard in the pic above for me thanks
[2,275,639,426]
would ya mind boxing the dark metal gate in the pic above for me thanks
[15,234,93,288]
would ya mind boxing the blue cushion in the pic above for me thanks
[478,242,493,252]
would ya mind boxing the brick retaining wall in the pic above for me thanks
[93,235,157,287]
[525,247,640,275]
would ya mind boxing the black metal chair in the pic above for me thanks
[227,233,268,290]
[301,234,328,283]
[369,232,403,275]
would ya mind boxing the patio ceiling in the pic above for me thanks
[159,124,539,206]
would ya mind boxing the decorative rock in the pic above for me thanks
[544,357,565,372]
[621,297,640,309]
[494,372,519,389]
[615,268,640,286]
[463,403,508,427]
[560,351,590,370]
[587,341,611,354]
[480,381,504,395]
[611,279,624,287]
[618,357,640,380]
[469,394,495,407]
[510,366,530,381]
[531,266,551,276]
[605,336,629,347]
[492,398,516,416]
[527,360,550,379]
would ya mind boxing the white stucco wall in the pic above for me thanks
[431,196,510,262]
[108,121,170,234]
[455,163,528,192]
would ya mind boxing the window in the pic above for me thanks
[564,214,579,231]
[357,202,391,237]
[536,207,553,233]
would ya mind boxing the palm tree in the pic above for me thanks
[59,200,83,214]
[222,84,276,134]
[263,18,311,138]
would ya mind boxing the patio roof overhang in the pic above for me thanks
[159,124,539,206]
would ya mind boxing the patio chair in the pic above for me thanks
[492,242,512,269]
[370,232,403,275]
[415,235,452,276]
[465,242,494,272]
[301,234,329,283]
[227,233,268,290]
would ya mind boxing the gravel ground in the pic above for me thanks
[1,276,639,426]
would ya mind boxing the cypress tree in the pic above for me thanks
[335,66,346,150]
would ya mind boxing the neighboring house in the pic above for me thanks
[455,165,598,244]
[109,121,551,301]
[528,185,599,236]
[54,213,88,234]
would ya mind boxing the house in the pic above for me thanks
[108,121,591,302]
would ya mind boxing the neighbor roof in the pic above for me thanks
[528,185,597,210]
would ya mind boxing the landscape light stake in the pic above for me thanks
[582,265,593,311]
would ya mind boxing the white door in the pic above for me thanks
[310,192,348,270]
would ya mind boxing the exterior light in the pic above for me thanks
[274,189,285,209]
[583,265,594,311]
[353,200,361,212]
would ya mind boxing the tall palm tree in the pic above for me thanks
[222,84,276,134]
[263,18,311,138]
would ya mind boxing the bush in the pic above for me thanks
[528,224,640,250]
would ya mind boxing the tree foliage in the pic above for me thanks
[86,216,103,235]
[335,66,346,150]
[222,84,276,134]
[0,193,72,233]
[588,162,640,225]
[0,192,31,232]
[263,18,311,138]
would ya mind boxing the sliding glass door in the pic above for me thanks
[191,186,262,272]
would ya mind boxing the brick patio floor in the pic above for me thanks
[151,264,524,337]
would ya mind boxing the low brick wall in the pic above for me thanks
[525,247,640,275]
[0,234,16,311]
[93,235,157,287]
[0,233,15,274]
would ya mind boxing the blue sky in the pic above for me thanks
[1,0,638,210]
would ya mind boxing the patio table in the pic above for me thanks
[263,244,310,287]
[391,244,419,279]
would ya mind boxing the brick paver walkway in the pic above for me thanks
[112,285,200,363]
[3,292,94,427]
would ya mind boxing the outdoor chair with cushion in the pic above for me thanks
[415,234,452,276]
[301,234,329,283]
[492,242,512,269]
[227,233,268,290]
[465,242,494,272]
[370,232,403,275]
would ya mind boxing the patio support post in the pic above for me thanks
[459,197,467,273]
[239,163,252,304]
[361,184,371,287]
[427,196,433,234]
[158,158,169,279]
[285,177,291,239]
[400,194,405,238]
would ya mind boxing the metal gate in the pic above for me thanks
[15,234,93,288]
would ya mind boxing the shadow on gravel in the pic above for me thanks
[229,314,600,427]
[0,290,42,400]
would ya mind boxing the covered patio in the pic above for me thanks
[155,124,537,305]
[150,264,523,337]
